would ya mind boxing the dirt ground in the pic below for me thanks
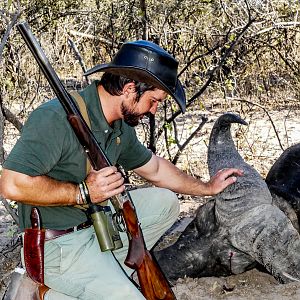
[0,204,21,299]
[1,105,300,299]
[173,268,300,300]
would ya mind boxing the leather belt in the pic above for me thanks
[45,220,92,241]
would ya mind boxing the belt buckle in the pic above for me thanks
[73,225,78,232]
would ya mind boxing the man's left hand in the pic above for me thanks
[207,168,244,195]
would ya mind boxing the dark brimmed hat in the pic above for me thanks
[84,40,186,113]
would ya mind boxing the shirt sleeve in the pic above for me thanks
[117,125,152,171]
[4,105,68,176]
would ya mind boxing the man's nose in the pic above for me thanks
[149,102,158,114]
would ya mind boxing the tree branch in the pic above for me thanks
[67,37,90,84]
[230,97,284,151]
[172,116,208,165]
[68,29,113,46]
[0,1,22,63]
[251,21,300,37]
[2,106,23,132]
[139,0,148,40]
[1,197,19,225]
[158,15,256,140]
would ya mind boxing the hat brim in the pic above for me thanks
[84,64,186,113]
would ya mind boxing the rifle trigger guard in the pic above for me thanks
[124,184,138,192]
[113,212,126,232]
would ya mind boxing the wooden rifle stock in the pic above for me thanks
[122,199,176,299]
[17,22,176,300]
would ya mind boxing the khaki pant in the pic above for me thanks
[41,187,179,300]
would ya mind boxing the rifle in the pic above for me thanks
[17,21,176,300]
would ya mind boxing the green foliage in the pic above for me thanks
[7,0,13,10]
[0,0,299,164]
[19,0,82,30]
[6,223,19,238]
[167,136,176,146]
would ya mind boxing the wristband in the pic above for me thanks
[75,189,82,205]
[81,180,91,204]
[78,182,87,205]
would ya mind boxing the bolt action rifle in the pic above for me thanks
[17,21,176,300]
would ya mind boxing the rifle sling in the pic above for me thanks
[69,91,108,208]
[69,91,91,175]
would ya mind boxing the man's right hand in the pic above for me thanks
[85,166,125,203]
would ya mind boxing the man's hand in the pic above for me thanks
[85,166,125,203]
[206,168,244,196]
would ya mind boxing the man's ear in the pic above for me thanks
[123,82,136,95]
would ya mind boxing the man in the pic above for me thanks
[0,40,242,299]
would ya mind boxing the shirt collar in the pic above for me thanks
[81,80,122,136]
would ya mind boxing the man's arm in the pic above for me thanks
[0,169,77,206]
[133,154,243,196]
[0,167,125,206]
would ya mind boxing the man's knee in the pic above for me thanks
[129,187,179,229]
[161,188,180,219]
[147,187,179,219]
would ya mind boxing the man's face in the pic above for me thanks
[121,88,167,127]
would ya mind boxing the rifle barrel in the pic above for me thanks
[16,22,111,170]
[17,22,76,115]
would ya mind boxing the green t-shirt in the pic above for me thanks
[4,81,152,230]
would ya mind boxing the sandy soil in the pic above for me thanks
[1,106,300,299]
[173,269,300,300]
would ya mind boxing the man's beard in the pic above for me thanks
[121,102,142,127]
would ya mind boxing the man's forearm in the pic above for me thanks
[150,159,210,196]
[135,155,242,197]
[135,156,210,196]
[0,168,77,206]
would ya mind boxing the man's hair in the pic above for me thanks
[100,72,155,101]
